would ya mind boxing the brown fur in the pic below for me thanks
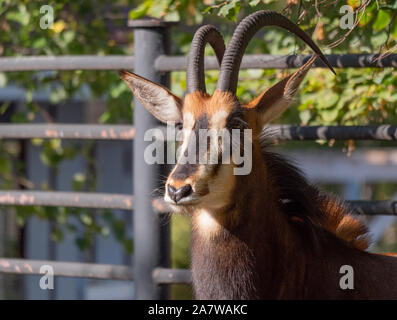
[187,94,397,300]
[184,90,238,118]
[119,65,397,300]
[258,142,370,251]
[190,129,397,299]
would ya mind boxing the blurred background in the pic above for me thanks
[0,0,396,299]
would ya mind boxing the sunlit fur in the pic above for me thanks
[164,90,397,300]
[165,90,240,213]
[120,66,397,299]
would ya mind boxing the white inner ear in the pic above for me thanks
[133,82,181,123]
[121,72,182,123]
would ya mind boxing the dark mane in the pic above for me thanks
[259,128,369,251]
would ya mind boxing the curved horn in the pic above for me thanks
[217,10,335,93]
[186,25,225,94]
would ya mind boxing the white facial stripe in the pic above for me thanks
[178,128,193,162]
[183,112,195,129]
[211,110,228,129]
[174,112,195,166]
[199,128,224,165]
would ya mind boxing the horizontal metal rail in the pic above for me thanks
[152,197,170,214]
[1,124,397,141]
[0,258,190,284]
[0,191,133,210]
[156,54,397,71]
[0,54,396,72]
[0,124,135,140]
[9,258,397,284]
[0,192,396,216]
[153,268,192,284]
[0,55,134,71]
[154,197,397,216]
[0,258,133,281]
[269,125,397,141]
[348,201,397,216]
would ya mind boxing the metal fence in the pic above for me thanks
[0,18,397,300]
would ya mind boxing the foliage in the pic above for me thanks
[164,0,397,126]
[0,0,396,253]
[0,0,136,252]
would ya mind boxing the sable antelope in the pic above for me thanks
[120,11,397,299]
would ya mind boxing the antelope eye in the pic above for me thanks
[228,118,246,131]
[175,122,184,146]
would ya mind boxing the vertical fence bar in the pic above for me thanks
[131,18,175,300]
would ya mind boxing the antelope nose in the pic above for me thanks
[167,184,192,203]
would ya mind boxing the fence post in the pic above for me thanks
[130,18,176,300]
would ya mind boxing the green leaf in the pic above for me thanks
[321,108,339,122]
[123,238,133,254]
[129,0,153,20]
[52,228,64,242]
[389,93,397,102]
[391,20,397,37]
[0,156,11,174]
[299,109,311,125]
[319,92,339,109]
[110,82,127,98]
[249,0,261,6]
[101,227,110,236]
[32,37,47,49]
[0,102,10,115]
[72,173,86,191]
[62,30,76,45]
[371,31,388,47]
[80,213,93,226]
[99,111,111,124]
[0,73,6,87]
[49,87,67,104]
[11,112,28,123]
[6,7,30,26]
[384,2,397,9]
[218,0,241,21]
[373,10,391,31]
[202,7,213,14]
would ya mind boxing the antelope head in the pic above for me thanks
[119,11,334,213]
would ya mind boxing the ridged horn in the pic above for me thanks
[186,25,225,94]
[217,10,335,93]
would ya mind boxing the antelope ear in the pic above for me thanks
[244,55,318,129]
[119,70,183,123]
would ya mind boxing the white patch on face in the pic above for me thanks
[176,128,193,164]
[211,110,228,129]
[177,112,195,163]
[171,112,195,169]
[164,193,173,204]
[166,112,196,189]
